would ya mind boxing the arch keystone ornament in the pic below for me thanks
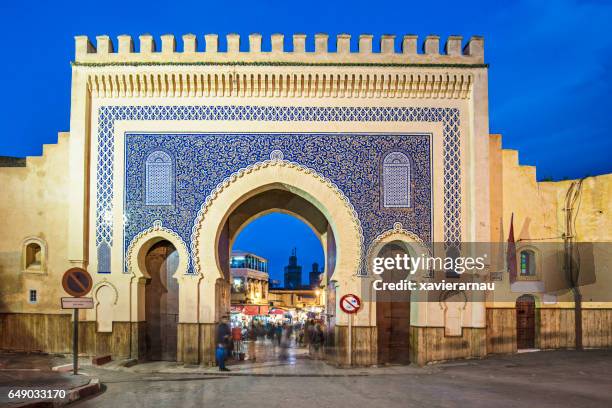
[269,149,284,160]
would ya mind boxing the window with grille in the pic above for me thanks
[520,250,536,276]
[145,150,173,206]
[29,289,37,304]
[383,152,411,208]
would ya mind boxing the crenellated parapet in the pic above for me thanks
[74,33,485,65]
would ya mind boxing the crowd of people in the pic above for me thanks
[215,316,327,371]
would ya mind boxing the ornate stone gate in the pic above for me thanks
[71,32,490,365]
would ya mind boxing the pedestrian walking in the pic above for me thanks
[275,323,283,345]
[310,323,325,359]
[232,323,243,360]
[216,315,231,371]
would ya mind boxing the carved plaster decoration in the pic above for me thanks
[125,220,190,276]
[190,158,364,276]
[92,279,119,305]
[364,222,430,276]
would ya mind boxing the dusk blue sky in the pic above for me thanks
[233,213,323,285]
[1,0,610,278]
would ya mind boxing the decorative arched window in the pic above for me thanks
[22,237,47,274]
[145,150,173,206]
[520,250,536,276]
[383,152,411,208]
[97,242,111,274]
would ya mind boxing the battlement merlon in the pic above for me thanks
[73,33,485,65]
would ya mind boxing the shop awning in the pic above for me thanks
[243,305,260,315]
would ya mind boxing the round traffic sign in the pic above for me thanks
[62,268,93,297]
[339,294,361,314]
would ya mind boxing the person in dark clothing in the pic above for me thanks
[275,323,283,345]
[216,316,231,371]
[310,323,325,356]
[267,323,275,340]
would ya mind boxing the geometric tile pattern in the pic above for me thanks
[95,105,461,273]
[123,132,431,275]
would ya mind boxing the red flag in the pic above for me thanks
[507,213,517,283]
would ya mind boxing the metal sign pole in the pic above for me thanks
[60,267,93,376]
[339,294,360,368]
[73,308,78,375]
[348,313,352,367]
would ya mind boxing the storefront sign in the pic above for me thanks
[243,305,260,315]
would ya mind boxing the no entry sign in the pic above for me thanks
[62,268,93,297]
[340,294,361,314]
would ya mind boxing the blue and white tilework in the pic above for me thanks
[94,106,461,274]
[144,150,174,206]
[383,151,412,208]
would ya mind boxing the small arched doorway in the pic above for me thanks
[144,240,179,361]
[516,294,536,349]
[376,241,411,365]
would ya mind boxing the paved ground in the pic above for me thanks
[0,352,92,406]
[2,346,611,407]
[69,348,612,408]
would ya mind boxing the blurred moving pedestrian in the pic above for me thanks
[309,322,325,359]
[216,315,231,371]
[231,322,243,360]
[275,323,283,345]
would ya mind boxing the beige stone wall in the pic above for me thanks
[488,134,612,307]
[0,133,72,314]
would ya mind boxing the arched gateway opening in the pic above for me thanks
[144,240,179,361]
[217,188,333,363]
[218,188,335,281]
[190,160,364,366]
[227,211,326,362]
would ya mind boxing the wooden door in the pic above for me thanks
[516,295,535,349]
[376,243,411,365]
[388,301,410,364]
[377,300,411,365]
[377,300,392,364]
[145,241,179,361]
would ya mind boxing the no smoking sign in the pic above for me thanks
[340,294,361,314]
